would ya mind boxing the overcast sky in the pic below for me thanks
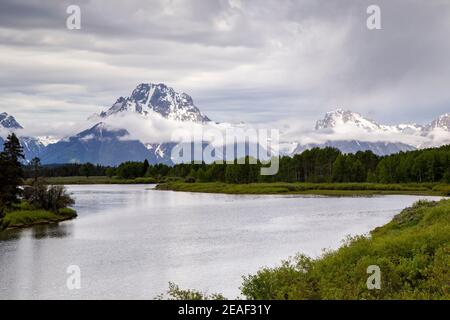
[1,0,449,137]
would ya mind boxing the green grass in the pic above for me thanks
[240,199,450,300]
[1,202,77,230]
[156,182,450,196]
[25,176,158,185]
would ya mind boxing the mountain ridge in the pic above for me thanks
[94,83,210,123]
[2,85,449,164]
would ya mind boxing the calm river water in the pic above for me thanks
[0,185,442,299]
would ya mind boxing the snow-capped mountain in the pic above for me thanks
[0,112,23,129]
[428,113,450,131]
[315,109,381,131]
[96,83,210,122]
[3,93,449,165]
[292,108,450,156]
[0,112,45,161]
[36,136,60,147]
[314,108,449,136]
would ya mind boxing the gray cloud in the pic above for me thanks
[0,0,449,136]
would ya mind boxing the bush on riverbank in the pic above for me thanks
[240,199,450,300]
[23,182,74,213]
[156,282,226,300]
[2,201,77,229]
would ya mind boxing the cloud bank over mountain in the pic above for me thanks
[1,0,450,134]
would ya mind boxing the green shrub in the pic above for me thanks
[23,183,74,213]
[157,282,226,300]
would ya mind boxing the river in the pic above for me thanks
[0,185,442,299]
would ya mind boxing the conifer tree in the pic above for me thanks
[0,133,25,208]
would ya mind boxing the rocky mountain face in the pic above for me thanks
[96,83,210,122]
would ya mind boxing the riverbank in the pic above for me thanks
[240,198,450,299]
[155,182,450,196]
[24,176,157,185]
[1,202,77,230]
[163,198,450,300]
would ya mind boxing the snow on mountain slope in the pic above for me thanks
[315,108,381,131]
[428,113,450,131]
[36,136,59,147]
[315,108,427,135]
[314,108,450,136]
[291,108,450,156]
[0,112,45,161]
[0,112,23,130]
[96,83,210,122]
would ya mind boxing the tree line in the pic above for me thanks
[20,143,450,184]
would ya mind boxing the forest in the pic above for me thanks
[24,144,450,184]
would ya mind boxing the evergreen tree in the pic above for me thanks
[142,159,150,177]
[30,157,41,185]
[79,162,95,178]
[0,133,25,208]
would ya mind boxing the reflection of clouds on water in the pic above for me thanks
[0,185,443,299]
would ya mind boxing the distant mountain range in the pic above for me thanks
[289,108,450,155]
[314,108,449,135]
[1,84,449,165]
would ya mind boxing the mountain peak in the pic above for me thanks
[78,122,128,139]
[315,108,380,131]
[0,112,23,130]
[98,82,210,122]
[428,113,450,131]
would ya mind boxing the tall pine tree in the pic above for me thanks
[0,133,25,208]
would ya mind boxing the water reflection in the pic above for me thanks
[31,224,73,239]
[0,185,443,299]
[0,222,73,241]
